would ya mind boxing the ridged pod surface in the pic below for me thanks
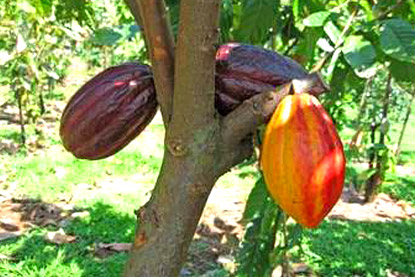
[215,43,309,115]
[60,63,157,160]
[261,93,345,228]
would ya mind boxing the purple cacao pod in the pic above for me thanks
[215,43,309,115]
[60,63,157,160]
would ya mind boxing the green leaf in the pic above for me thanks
[90,27,122,46]
[236,175,281,276]
[324,20,341,44]
[380,19,415,64]
[342,35,377,78]
[303,11,331,27]
[242,176,269,222]
[389,59,415,83]
[17,1,36,14]
[292,0,303,20]
[219,0,233,42]
[233,0,279,44]
[29,0,52,16]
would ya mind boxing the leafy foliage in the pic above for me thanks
[237,176,283,276]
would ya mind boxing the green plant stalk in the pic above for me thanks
[394,90,415,159]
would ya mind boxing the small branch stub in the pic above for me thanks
[167,138,188,156]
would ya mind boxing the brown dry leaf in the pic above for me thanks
[0,231,21,242]
[39,218,59,227]
[292,262,311,274]
[94,243,132,258]
[0,218,19,231]
[97,243,132,252]
[44,228,76,244]
[397,200,415,217]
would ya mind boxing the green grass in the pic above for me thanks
[381,172,415,205]
[0,119,166,276]
[294,219,415,277]
[0,202,133,277]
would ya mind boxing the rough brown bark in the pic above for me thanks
[123,1,221,276]
[127,0,175,126]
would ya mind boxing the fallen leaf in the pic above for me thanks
[292,262,311,274]
[45,229,76,244]
[97,243,131,252]
[0,218,20,231]
[0,231,21,242]
[39,218,59,227]
[94,242,132,258]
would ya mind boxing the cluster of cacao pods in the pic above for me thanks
[60,43,313,159]
[60,43,345,227]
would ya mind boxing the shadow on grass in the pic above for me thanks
[184,217,240,276]
[2,198,415,276]
[1,198,236,277]
[0,201,136,277]
[296,219,415,276]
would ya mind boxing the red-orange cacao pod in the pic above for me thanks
[60,63,157,160]
[261,93,345,228]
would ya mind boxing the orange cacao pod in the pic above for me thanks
[60,63,157,160]
[260,93,345,228]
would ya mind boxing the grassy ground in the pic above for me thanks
[0,66,414,276]
[293,220,415,276]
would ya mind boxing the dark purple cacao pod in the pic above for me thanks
[215,43,309,115]
[60,63,157,160]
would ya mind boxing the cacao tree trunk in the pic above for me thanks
[123,1,221,276]
[394,90,415,160]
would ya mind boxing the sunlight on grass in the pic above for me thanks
[292,220,415,276]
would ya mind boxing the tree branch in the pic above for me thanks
[126,0,175,125]
[216,73,329,176]
[123,0,142,27]
[312,8,358,72]
[376,0,404,20]
[168,0,221,137]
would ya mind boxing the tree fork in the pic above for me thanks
[124,1,329,275]
[124,1,221,276]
